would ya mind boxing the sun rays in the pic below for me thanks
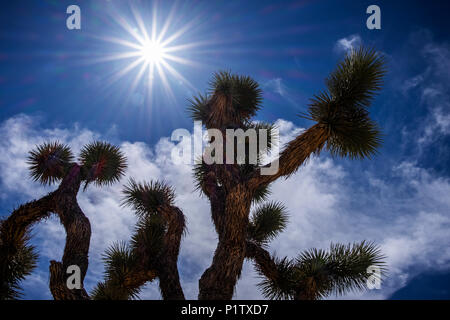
[96,2,201,106]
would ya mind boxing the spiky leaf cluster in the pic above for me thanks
[257,257,297,300]
[248,202,288,245]
[188,71,262,127]
[0,229,38,300]
[122,179,175,218]
[27,142,74,185]
[79,141,127,188]
[306,47,385,159]
[130,215,166,258]
[258,241,385,300]
[92,242,140,300]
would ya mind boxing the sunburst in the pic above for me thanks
[96,3,202,105]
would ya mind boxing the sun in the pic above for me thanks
[139,40,165,64]
[96,3,203,104]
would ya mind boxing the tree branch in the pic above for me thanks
[248,124,328,189]
[155,205,186,300]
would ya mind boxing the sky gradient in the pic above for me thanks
[1,0,449,299]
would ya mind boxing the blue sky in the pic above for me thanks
[1,0,449,299]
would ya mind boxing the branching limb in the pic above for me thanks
[96,179,187,300]
[248,241,386,300]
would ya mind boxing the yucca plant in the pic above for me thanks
[0,141,126,300]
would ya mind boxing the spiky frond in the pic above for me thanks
[189,71,262,127]
[103,242,137,280]
[91,242,141,300]
[294,241,386,299]
[226,73,263,119]
[187,93,210,123]
[257,257,296,300]
[0,232,38,300]
[91,281,117,300]
[122,179,175,218]
[252,184,271,204]
[27,141,74,185]
[248,202,288,245]
[322,241,386,296]
[130,215,166,258]
[327,48,385,109]
[100,241,141,299]
[79,141,127,188]
[192,159,209,194]
[305,47,385,159]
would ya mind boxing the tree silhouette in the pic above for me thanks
[0,141,126,299]
[0,47,386,300]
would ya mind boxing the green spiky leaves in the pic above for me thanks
[257,241,386,300]
[258,257,297,300]
[300,241,386,297]
[27,142,74,185]
[122,179,175,218]
[188,93,210,124]
[188,71,262,127]
[327,48,385,109]
[79,141,127,188]
[0,226,38,300]
[130,215,166,258]
[248,202,288,245]
[306,47,386,159]
[92,242,141,300]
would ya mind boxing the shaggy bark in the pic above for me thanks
[199,184,251,299]
[155,205,186,300]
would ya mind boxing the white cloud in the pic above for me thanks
[264,78,285,96]
[400,36,450,148]
[263,78,298,107]
[1,114,449,300]
[334,34,362,53]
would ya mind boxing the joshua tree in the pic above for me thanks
[191,47,387,299]
[1,47,386,300]
[0,141,126,300]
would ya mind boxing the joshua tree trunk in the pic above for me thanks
[199,184,252,299]
[48,164,91,300]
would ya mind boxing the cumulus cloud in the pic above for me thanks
[0,114,449,300]
[334,34,362,53]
